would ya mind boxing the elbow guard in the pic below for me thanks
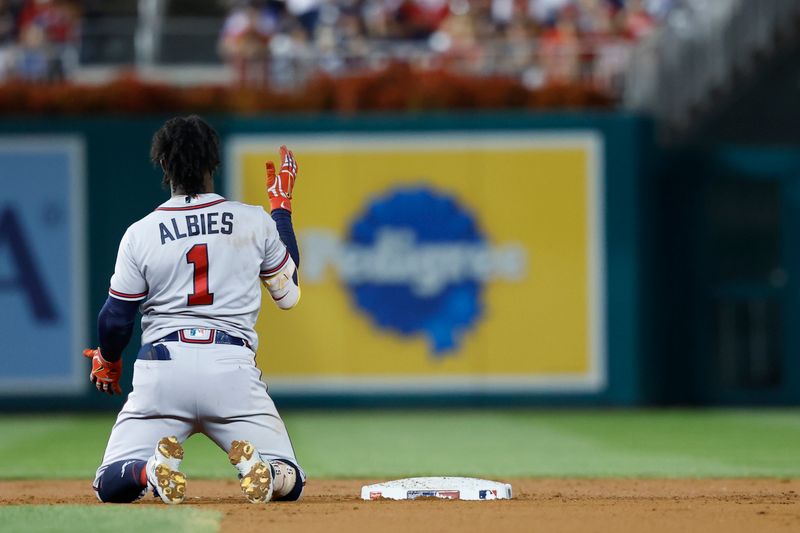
[261,255,300,310]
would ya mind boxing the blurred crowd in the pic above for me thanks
[0,0,677,91]
[220,0,677,89]
[0,0,79,82]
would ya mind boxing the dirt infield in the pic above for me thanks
[2,479,799,532]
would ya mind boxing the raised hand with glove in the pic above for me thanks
[266,145,298,213]
[263,145,302,307]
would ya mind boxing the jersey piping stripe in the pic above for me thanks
[260,251,290,277]
[155,198,227,211]
[109,288,148,299]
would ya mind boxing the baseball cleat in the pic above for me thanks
[228,440,274,503]
[146,436,187,504]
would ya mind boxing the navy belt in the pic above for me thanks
[157,329,250,348]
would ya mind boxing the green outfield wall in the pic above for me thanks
[655,145,800,406]
[0,113,663,409]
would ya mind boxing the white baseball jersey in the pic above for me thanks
[108,193,289,351]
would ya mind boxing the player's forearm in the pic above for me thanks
[271,208,300,278]
[97,296,139,362]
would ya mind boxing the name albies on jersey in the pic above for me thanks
[108,193,294,351]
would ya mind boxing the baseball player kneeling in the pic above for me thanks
[87,116,304,504]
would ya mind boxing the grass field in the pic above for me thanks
[2,409,799,479]
[1,409,799,532]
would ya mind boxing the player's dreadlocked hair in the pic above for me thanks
[150,115,220,196]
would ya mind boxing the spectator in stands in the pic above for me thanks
[267,22,313,87]
[0,0,18,81]
[285,0,321,37]
[16,0,79,82]
[336,8,371,69]
[216,0,675,92]
[393,0,450,40]
[430,7,484,73]
[529,0,574,26]
[539,4,581,85]
[644,0,676,21]
[622,0,656,40]
[220,0,279,87]
[497,19,536,77]
[576,0,611,35]
[588,0,631,92]
[361,0,392,39]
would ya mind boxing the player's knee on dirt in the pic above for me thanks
[94,459,148,503]
[270,459,304,501]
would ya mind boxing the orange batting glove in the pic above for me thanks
[266,145,298,212]
[83,348,123,395]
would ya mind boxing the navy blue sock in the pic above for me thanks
[271,459,304,501]
[95,459,148,503]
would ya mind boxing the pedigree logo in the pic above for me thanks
[301,186,528,356]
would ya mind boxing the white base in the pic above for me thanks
[361,477,513,501]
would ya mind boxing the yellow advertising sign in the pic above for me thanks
[228,133,605,393]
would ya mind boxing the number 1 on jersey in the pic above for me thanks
[186,243,214,306]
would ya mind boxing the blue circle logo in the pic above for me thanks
[346,187,484,355]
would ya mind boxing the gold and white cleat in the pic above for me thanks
[228,440,273,503]
[146,436,186,504]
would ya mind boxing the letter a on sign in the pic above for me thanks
[0,137,85,395]
[0,208,57,321]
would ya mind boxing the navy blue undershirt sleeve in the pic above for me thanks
[271,208,300,283]
[98,296,139,362]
